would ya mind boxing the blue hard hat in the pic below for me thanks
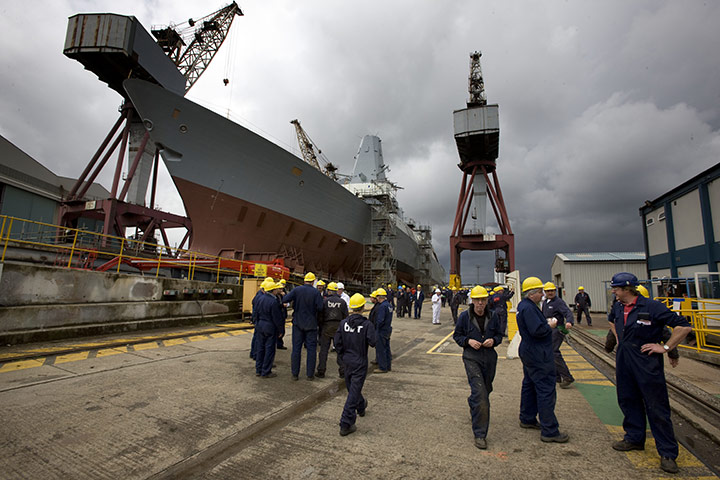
[610,272,639,287]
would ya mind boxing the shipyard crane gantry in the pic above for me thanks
[60,3,243,253]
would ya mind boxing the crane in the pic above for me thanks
[152,2,243,92]
[290,119,343,180]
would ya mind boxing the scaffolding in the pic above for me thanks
[414,224,433,287]
[360,188,397,290]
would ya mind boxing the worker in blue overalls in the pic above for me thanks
[453,285,503,450]
[607,272,691,474]
[334,293,376,436]
[250,277,275,360]
[254,281,285,378]
[373,288,393,373]
[282,272,324,380]
[542,281,575,389]
[516,276,569,443]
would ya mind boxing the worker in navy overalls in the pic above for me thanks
[373,288,393,373]
[282,272,323,380]
[316,282,348,378]
[489,285,514,336]
[250,277,275,360]
[334,293,376,436]
[541,281,575,388]
[254,281,285,378]
[607,272,691,474]
[453,285,502,449]
[516,277,569,443]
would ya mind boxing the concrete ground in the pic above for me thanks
[0,305,717,479]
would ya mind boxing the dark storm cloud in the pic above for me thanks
[1,0,719,283]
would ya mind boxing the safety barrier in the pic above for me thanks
[656,296,720,356]
[0,215,289,284]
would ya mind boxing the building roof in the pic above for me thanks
[640,161,720,214]
[1,134,109,200]
[555,252,646,262]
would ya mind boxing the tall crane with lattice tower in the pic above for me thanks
[60,3,243,253]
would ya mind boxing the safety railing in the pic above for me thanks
[0,215,289,284]
[656,296,720,356]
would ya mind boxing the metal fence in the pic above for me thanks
[0,215,288,283]
[656,296,720,356]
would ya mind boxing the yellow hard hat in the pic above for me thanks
[387,283,392,287]
[327,282,338,291]
[280,279,286,284]
[578,286,584,290]
[543,282,557,291]
[417,284,421,288]
[349,293,366,309]
[270,282,284,291]
[265,277,274,283]
[316,280,325,286]
[522,277,544,292]
[470,285,489,299]
[369,289,378,298]
[375,287,387,296]
[304,272,316,282]
[637,285,649,298]
[260,279,274,290]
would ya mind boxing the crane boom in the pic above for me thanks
[291,119,322,171]
[176,3,243,92]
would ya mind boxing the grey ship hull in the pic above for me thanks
[124,79,445,285]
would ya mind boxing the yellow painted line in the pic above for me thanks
[606,425,705,470]
[0,358,44,372]
[55,352,90,364]
[227,329,248,336]
[96,347,126,357]
[576,380,613,386]
[430,352,463,356]
[133,341,159,351]
[218,323,251,328]
[163,338,187,347]
[210,332,230,338]
[188,335,210,342]
[426,332,455,354]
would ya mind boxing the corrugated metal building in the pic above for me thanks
[640,161,720,296]
[0,135,108,225]
[550,252,647,312]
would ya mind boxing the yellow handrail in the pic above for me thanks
[0,214,277,285]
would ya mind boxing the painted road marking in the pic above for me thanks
[55,352,90,364]
[0,325,262,373]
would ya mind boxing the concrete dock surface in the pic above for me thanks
[0,307,717,479]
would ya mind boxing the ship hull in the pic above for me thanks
[124,79,445,285]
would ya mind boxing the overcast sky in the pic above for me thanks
[2,1,719,285]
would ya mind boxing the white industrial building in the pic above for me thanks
[550,252,647,312]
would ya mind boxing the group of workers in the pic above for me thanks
[453,272,691,475]
[250,272,394,436]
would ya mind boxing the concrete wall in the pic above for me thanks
[0,262,240,306]
[0,262,243,343]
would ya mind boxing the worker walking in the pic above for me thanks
[517,277,569,443]
[396,286,406,318]
[413,285,425,318]
[335,293,376,436]
[282,272,324,380]
[450,287,461,324]
[453,286,503,449]
[250,277,275,360]
[574,286,592,326]
[316,282,348,379]
[431,288,442,325]
[374,288,393,373]
[254,281,285,378]
[607,272,691,474]
[542,282,575,388]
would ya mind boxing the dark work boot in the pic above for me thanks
[660,456,679,474]
[612,440,644,451]
[340,424,357,436]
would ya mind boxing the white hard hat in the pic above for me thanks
[336,282,345,289]
[435,288,441,293]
